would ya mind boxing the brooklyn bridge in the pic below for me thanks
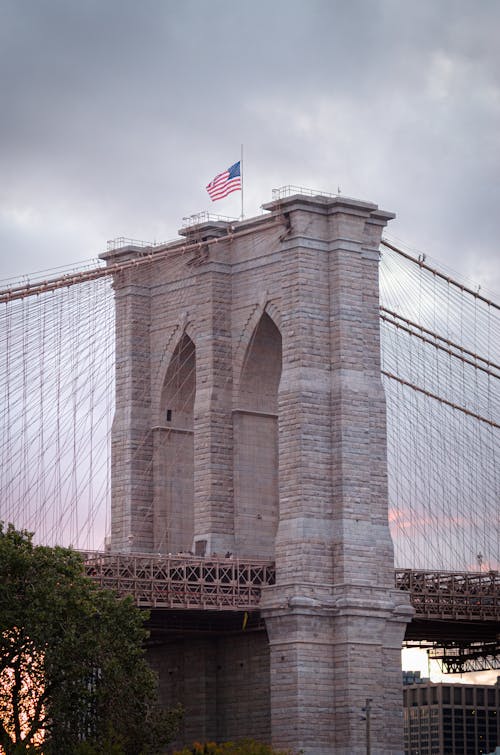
[1,188,498,753]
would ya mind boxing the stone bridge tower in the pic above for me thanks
[103,191,413,754]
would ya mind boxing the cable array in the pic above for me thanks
[0,277,114,550]
[0,230,498,574]
[380,240,500,571]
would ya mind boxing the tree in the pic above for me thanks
[0,523,181,754]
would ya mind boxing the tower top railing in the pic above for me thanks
[272,185,341,200]
[180,212,237,228]
[106,237,157,252]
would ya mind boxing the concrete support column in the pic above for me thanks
[261,195,413,754]
[330,598,412,754]
[192,258,235,556]
[329,210,395,586]
[104,246,153,552]
[265,607,336,754]
[324,205,414,751]
[274,235,333,584]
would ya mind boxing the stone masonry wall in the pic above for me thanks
[109,261,153,552]
[103,195,413,753]
[147,629,271,747]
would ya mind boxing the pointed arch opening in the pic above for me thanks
[234,313,282,557]
[153,334,195,553]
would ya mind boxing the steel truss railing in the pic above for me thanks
[428,642,500,673]
[83,554,499,622]
[395,569,500,620]
[83,552,276,610]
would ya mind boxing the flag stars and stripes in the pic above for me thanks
[206,161,241,201]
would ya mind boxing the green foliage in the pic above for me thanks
[0,523,181,755]
[173,740,296,755]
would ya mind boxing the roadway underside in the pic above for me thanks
[404,617,500,672]
[145,608,265,643]
[144,609,500,673]
[405,617,499,645]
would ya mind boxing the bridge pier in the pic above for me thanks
[104,190,413,752]
[258,193,413,753]
[146,624,271,746]
[262,594,411,754]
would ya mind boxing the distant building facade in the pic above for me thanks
[403,670,430,686]
[403,677,500,755]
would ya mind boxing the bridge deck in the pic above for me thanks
[84,552,275,610]
[83,552,500,621]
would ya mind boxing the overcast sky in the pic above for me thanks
[2,2,498,684]
[1,0,499,293]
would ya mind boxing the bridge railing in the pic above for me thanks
[395,568,500,620]
[83,552,276,610]
[82,554,499,620]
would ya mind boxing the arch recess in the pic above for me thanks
[152,322,196,423]
[234,300,281,403]
[233,312,282,558]
[153,332,196,554]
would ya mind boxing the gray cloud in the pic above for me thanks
[1,0,499,291]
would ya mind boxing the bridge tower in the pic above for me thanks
[103,191,413,754]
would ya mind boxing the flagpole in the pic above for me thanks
[240,143,244,220]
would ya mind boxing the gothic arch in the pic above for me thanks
[233,311,282,558]
[234,299,281,404]
[152,320,196,424]
[238,312,282,413]
[159,332,196,428]
[153,330,196,554]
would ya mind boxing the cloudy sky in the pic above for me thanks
[1,1,498,683]
[1,0,499,293]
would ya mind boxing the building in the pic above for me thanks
[403,677,500,755]
[102,190,414,753]
[404,671,430,686]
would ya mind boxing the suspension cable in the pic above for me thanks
[0,217,286,304]
[381,238,500,312]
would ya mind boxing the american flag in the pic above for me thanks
[206,161,241,201]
